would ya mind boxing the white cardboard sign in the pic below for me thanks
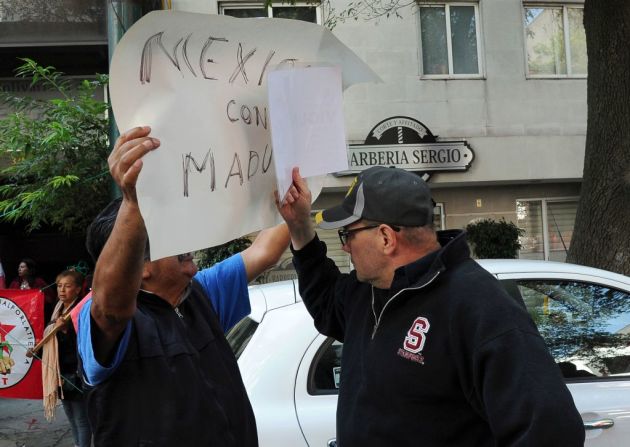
[109,11,379,260]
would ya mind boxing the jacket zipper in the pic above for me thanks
[174,306,184,319]
[371,271,441,339]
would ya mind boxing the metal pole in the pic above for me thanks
[106,1,162,198]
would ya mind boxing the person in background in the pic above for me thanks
[9,258,56,320]
[41,269,92,447]
[276,166,585,447]
[10,258,47,291]
[66,260,93,298]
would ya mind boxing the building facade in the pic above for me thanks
[1,0,587,279]
[174,0,586,272]
[0,0,108,282]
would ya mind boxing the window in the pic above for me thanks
[418,3,482,77]
[310,279,630,391]
[503,279,630,379]
[0,0,107,77]
[0,0,106,45]
[220,2,320,23]
[309,337,343,394]
[226,317,259,359]
[434,202,445,230]
[516,198,578,262]
[524,5,587,77]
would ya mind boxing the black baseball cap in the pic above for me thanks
[315,166,434,229]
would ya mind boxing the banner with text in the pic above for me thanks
[0,289,44,399]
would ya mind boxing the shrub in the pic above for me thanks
[195,237,252,269]
[0,59,110,235]
[465,218,524,259]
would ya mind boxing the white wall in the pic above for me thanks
[171,0,587,186]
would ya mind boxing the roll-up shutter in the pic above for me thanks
[546,200,577,262]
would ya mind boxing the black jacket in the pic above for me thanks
[81,280,257,447]
[292,230,585,447]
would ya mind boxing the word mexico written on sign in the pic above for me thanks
[339,116,474,180]
[109,11,378,259]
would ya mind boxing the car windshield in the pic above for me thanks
[226,317,259,359]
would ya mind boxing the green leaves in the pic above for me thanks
[196,237,253,269]
[465,218,525,259]
[0,59,111,235]
[48,175,80,189]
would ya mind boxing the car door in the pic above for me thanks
[294,334,339,447]
[496,272,630,446]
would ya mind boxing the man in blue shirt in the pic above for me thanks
[78,126,289,446]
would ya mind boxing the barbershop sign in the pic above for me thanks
[340,116,474,178]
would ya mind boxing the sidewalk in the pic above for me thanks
[0,398,74,447]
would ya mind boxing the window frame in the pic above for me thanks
[434,202,446,230]
[515,196,579,261]
[226,316,260,359]
[219,1,322,24]
[522,4,587,79]
[417,2,485,79]
[307,336,342,395]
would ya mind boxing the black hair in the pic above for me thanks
[86,198,121,263]
[19,257,37,274]
[85,198,152,263]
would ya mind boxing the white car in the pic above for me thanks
[228,260,630,447]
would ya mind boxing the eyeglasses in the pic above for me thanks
[337,224,400,246]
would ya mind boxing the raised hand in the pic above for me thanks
[108,126,160,203]
[275,167,316,250]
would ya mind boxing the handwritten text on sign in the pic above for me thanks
[109,11,378,260]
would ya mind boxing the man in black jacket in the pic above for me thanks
[78,126,289,446]
[277,166,585,446]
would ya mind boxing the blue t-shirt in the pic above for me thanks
[77,253,249,386]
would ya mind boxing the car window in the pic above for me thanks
[226,317,259,359]
[308,337,343,395]
[502,279,630,380]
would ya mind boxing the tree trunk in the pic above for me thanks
[567,0,630,275]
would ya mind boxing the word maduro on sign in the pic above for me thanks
[182,145,273,197]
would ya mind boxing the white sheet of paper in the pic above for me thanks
[268,66,349,202]
[109,11,379,260]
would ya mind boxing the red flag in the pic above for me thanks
[0,289,44,399]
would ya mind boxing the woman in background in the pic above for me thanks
[9,258,55,320]
[41,269,92,447]
[9,258,47,290]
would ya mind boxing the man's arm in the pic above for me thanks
[90,126,159,362]
[276,167,351,341]
[241,223,291,282]
[476,329,585,446]
[276,167,316,250]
